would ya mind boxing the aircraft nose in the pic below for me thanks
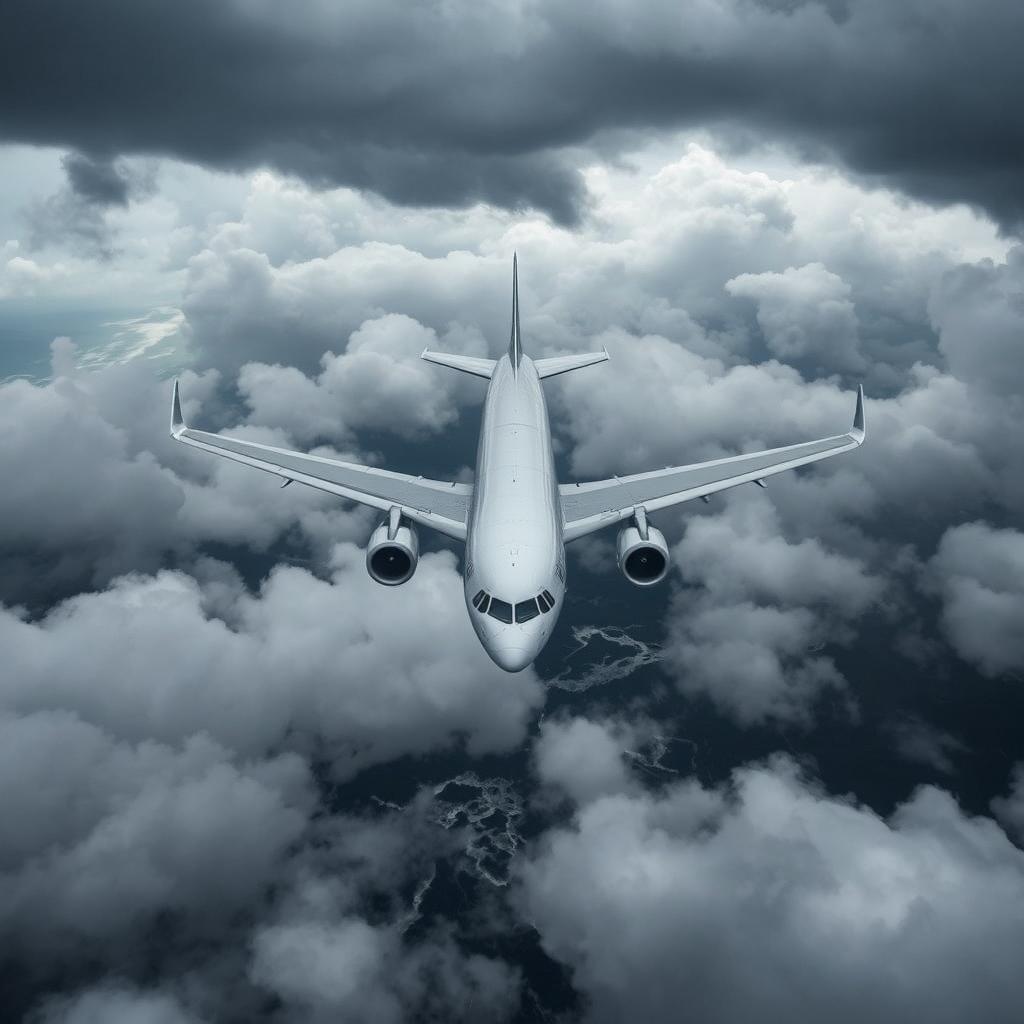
[489,641,532,673]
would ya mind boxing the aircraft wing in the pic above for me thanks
[170,382,472,541]
[560,386,865,542]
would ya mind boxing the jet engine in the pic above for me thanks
[617,523,669,586]
[366,518,419,585]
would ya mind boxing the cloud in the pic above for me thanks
[0,549,542,773]
[726,261,865,373]
[0,231,542,1013]
[61,151,132,207]
[0,588,529,1016]
[4,95,1024,1024]
[555,337,833,478]
[659,497,881,724]
[3,725,522,1020]
[928,522,1024,678]
[238,313,486,443]
[0,323,381,594]
[23,151,154,258]
[553,312,1024,541]
[930,246,1024,399]
[886,715,967,775]
[15,141,985,396]
[533,716,638,804]
[3,1,1024,231]
[672,498,879,614]
[0,716,311,956]
[518,751,1024,1024]
[992,764,1024,842]
[181,242,512,377]
[250,919,518,1024]
[33,987,201,1024]
[251,919,401,1020]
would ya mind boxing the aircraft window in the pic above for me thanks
[542,589,554,607]
[488,598,513,623]
[515,599,540,623]
[472,590,488,610]
[538,591,553,611]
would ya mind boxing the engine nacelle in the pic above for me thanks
[617,524,670,586]
[366,520,419,585]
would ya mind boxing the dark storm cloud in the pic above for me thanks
[23,152,151,256]
[61,152,130,207]
[2,0,1023,228]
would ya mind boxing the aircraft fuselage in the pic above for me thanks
[464,355,564,671]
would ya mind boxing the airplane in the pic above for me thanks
[171,256,866,672]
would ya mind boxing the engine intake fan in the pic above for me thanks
[366,508,419,585]
[617,508,669,586]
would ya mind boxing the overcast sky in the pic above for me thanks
[2,1,1024,1022]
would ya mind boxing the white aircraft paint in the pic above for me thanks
[464,340,565,670]
[171,255,865,673]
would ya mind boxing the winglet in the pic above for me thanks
[850,384,866,444]
[170,379,186,438]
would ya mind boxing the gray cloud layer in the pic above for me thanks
[520,722,1024,1024]
[928,522,1024,677]
[6,734,519,1021]
[2,0,1023,228]
[4,103,1024,1017]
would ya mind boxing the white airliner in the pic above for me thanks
[171,256,865,672]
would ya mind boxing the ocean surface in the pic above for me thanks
[0,301,188,382]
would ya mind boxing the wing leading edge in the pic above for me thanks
[560,386,866,542]
[170,382,472,541]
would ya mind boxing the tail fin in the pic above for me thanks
[509,253,522,372]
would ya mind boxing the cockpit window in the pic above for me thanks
[480,590,556,622]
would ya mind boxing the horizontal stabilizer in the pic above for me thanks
[534,349,610,379]
[421,350,496,379]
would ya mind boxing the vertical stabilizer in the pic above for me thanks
[508,253,522,372]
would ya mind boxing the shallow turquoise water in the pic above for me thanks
[0,301,188,381]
